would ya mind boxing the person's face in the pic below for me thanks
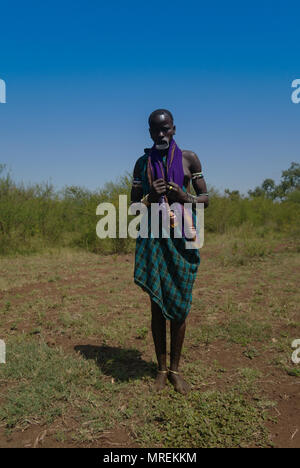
[149,113,176,150]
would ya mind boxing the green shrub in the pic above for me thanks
[0,163,299,256]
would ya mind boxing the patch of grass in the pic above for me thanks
[286,367,300,377]
[256,399,278,409]
[48,275,61,283]
[243,347,260,360]
[219,239,271,267]
[190,323,224,346]
[237,367,263,389]
[0,333,273,447]
[0,337,122,433]
[0,233,299,448]
[136,327,149,340]
[190,318,271,347]
[225,317,272,346]
[128,388,270,448]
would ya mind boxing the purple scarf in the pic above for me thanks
[147,138,184,188]
[146,139,196,241]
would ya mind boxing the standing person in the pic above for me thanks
[131,109,209,394]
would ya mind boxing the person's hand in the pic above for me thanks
[148,178,167,202]
[166,182,187,204]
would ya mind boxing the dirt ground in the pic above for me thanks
[0,240,299,448]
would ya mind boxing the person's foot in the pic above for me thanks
[154,370,168,391]
[168,370,190,394]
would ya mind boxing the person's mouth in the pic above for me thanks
[155,140,169,150]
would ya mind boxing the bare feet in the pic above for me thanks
[168,370,190,394]
[154,370,168,391]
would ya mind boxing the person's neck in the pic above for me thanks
[158,148,168,157]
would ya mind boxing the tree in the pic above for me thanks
[224,189,241,201]
[248,163,300,200]
[261,178,276,198]
[248,186,265,198]
[276,162,300,199]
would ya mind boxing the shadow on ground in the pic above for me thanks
[74,344,156,382]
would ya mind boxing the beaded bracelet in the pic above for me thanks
[132,179,143,188]
[191,172,204,180]
[186,192,209,204]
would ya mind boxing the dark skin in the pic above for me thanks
[131,112,208,394]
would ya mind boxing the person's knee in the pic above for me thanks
[151,301,165,323]
[171,318,186,329]
[151,300,162,315]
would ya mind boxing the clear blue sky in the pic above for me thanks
[0,0,299,194]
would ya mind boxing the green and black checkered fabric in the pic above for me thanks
[134,236,200,321]
[133,153,201,321]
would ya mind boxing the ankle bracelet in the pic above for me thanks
[168,369,180,375]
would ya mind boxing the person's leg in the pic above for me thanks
[151,299,168,390]
[169,318,191,394]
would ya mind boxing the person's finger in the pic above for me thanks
[156,183,167,190]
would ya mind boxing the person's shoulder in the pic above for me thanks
[182,150,202,172]
[133,151,150,176]
[135,151,149,166]
[182,150,200,162]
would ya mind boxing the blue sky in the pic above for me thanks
[0,0,299,194]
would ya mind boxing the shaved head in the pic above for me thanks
[148,109,176,151]
[148,109,174,127]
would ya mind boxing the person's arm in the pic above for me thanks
[130,160,143,204]
[187,152,209,208]
[167,152,209,208]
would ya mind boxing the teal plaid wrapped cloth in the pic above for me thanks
[133,152,200,321]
